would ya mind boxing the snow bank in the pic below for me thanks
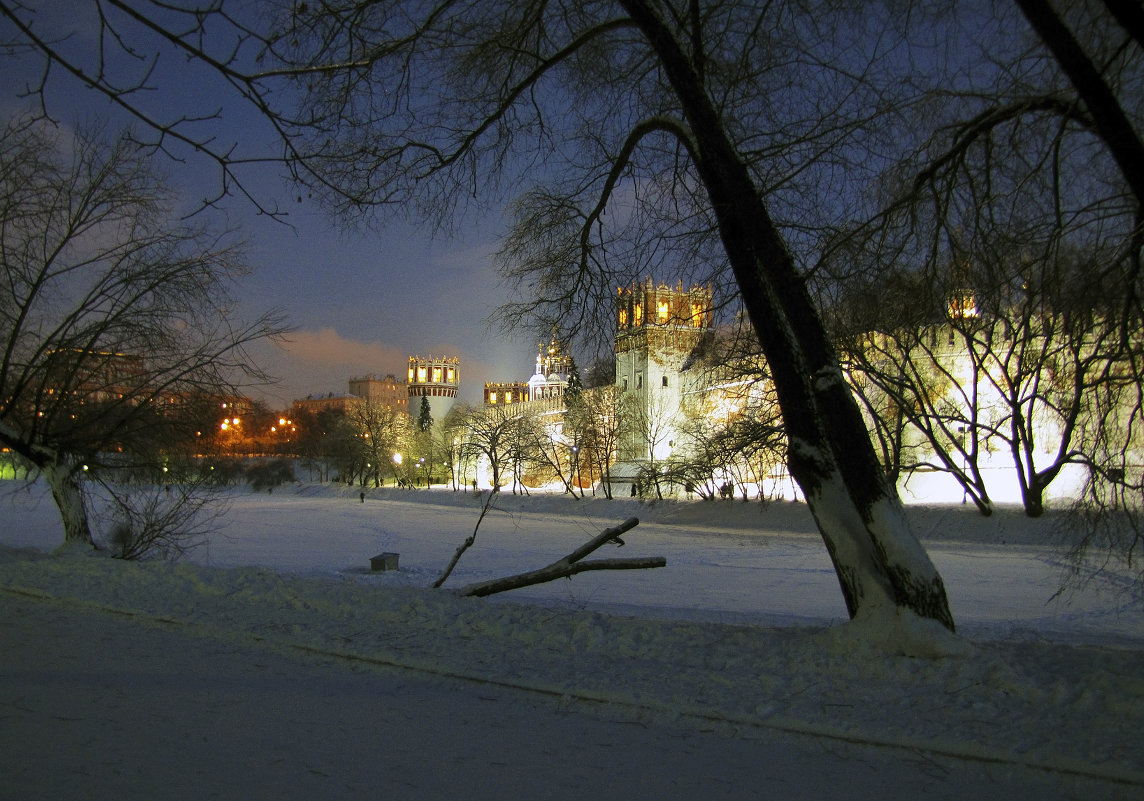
[1,545,1142,789]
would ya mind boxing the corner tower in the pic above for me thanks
[615,279,712,394]
[407,355,459,424]
[615,280,713,462]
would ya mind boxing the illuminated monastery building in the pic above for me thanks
[484,339,572,408]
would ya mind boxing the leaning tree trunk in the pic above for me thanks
[621,0,955,633]
[42,459,94,547]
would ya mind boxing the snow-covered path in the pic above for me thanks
[2,481,1143,799]
[0,591,1129,801]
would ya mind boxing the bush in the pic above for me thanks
[98,481,224,560]
[246,459,295,492]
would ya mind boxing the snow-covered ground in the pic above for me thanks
[2,480,1142,800]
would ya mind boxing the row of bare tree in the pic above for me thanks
[290,386,630,496]
[832,256,1143,522]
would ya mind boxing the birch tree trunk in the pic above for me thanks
[42,460,93,547]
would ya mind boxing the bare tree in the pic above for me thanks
[101,478,227,560]
[0,117,285,548]
[294,406,349,483]
[520,404,582,496]
[436,405,469,491]
[625,386,678,499]
[1014,0,1144,215]
[674,397,785,502]
[675,321,786,501]
[830,267,1000,516]
[571,385,627,498]
[962,247,1136,518]
[458,403,519,491]
[347,399,410,487]
[1065,343,1144,586]
[827,2,1142,528]
[506,411,541,494]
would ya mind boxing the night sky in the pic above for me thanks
[227,200,539,409]
[1,3,542,410]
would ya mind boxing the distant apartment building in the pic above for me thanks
[348,374,407,411]
[293,360,463,422]
[44,348,149,403]
[291,392,359,416]
[293,374,409,418]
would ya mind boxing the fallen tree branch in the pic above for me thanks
[460,556,667,597]
[563,517,641,562]
[458,517,667,597]
[432,489,498,589]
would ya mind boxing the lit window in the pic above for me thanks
[417,366,427,382]
[433,366,442,383]
[490,392,498,404]
[948,291,977,319]
[407,367,414,381]
[657,301,669,322]
[692,303,703,326]
[619,308,628,327]
[634,304,642,326]
[447,367,455,382]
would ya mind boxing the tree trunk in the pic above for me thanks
[1023,487,1045,518]
[43,460,94,547]
[620,0,955,633]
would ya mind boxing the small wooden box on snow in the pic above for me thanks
[370,552,399,572]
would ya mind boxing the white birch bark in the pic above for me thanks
[42,460,93,547]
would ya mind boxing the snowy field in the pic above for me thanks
[2,479,1143,800]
